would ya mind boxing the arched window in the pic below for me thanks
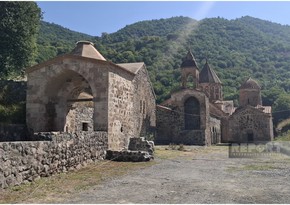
[184,97,200,130]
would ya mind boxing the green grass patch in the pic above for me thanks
[275,131,290,141]
[0,160,156,204]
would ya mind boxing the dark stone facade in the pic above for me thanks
[156,51,273,145]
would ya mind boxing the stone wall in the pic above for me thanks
[156,89,210,145]
[239,89,262,107]
[108,70,135,150]
[26,57,110,133]
[132,65,156,140]
[209,116,221,144]
[0,131,107,189]
[0,123,27,142]
[156,105,183,144]
[66,105,94,133]
[228,106,273,142]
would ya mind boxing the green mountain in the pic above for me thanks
[36,21,94,63]
[3,16,290,125]
[36,16,290,109]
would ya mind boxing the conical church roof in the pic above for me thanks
[181,50,198,69]
[199,60,221,83]
[70,41,106,61]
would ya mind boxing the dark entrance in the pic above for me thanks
[247,132,254,142]
[184,97,200,130]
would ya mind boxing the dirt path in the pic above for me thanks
[59,146,290,204]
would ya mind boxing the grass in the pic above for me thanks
[0,160,156,204]
[241,164,278,171]
[154,145,228,160]
[227,163,279,172]
[275,131,290,141]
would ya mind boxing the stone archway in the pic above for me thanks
[44,69,95,132]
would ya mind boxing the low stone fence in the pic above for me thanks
[0,131,107,189]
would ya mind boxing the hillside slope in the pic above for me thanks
[36,21,94,63]
[36,16,290,106]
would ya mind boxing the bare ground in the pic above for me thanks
[63,146,290,204]
[3,145,290,204]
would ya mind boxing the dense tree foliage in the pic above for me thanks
[0,2,42,79]
[36,21,94,63]
[3,15,290,123]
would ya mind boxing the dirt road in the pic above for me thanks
[61,146,290,204]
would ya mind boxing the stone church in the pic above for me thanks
[156,51,274,145]
[26,42,273,149]
[26,41,156,150]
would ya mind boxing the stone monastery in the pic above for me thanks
[26,41,274,150]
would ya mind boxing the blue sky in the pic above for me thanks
[37,1,290,37]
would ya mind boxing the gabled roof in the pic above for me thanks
[181,50,198,69]
[209,103,227,118]
[70,41,106,61]
[240,77,261,90]
[199,60,221,84]
[117,62,145,74]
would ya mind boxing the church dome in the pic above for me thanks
[240,77,260,90]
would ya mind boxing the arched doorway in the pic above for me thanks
[247,130,254,142]
[184,97,200,130]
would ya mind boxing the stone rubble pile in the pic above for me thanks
[106,137,154,162]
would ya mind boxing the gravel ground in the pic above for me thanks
[61,146,290,204]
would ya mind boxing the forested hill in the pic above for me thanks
[36,16,290,109]
[36,21,94,63]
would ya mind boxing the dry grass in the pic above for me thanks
[0,160,156,203]
[153,145,227,160]
[1,145,231,203]
[227,164,278,172]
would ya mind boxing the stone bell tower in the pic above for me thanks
[181,50,199,89]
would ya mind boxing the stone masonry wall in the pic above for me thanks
[156,105,183,144]
[0,131,107,189]
[228,107,273,142]
[108,70,135,151]
[26,57,109,133]
[133,66,156,140]
[156,89,209,145]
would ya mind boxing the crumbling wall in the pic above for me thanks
[106,137,154,162]
[0,131,107,189]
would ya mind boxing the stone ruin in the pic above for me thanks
[106,137,154,162]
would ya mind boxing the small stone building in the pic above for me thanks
[156,51,273,145]
[26,41,156,150]
[227,78,273,142]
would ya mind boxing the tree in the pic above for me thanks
[0,2,42,78]
[273,94,290,124]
